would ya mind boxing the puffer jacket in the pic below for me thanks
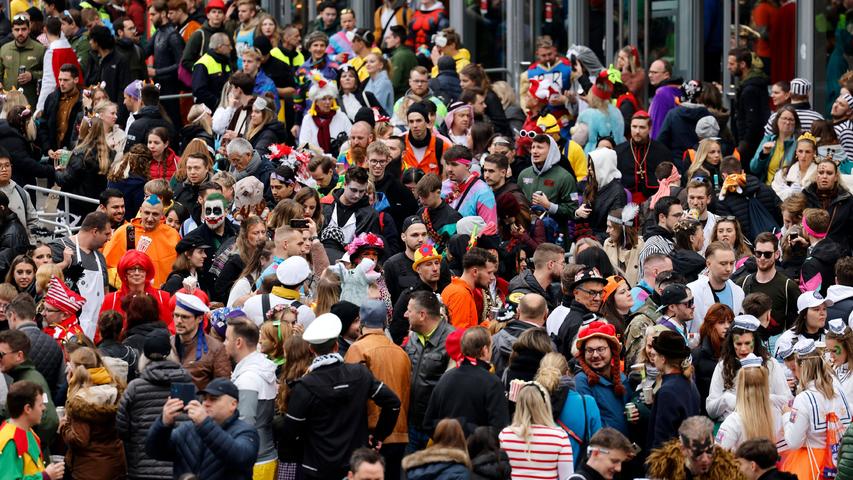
[712,173,782,240]
[62,383,127,480]
[146,412,259,480]
[17,323,64,397]
[249,120,292,157]
[117,359,192,479]
[403,446,471,480]
[657,103,712,163]
[470,450,511,480]
[99,339,140,381]
[0,120,53,187]
[125,105,176,151]
[404,319,455,430]
[0,212,30,278]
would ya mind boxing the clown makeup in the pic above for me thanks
[733,333,754,360]
[204,197,227,230]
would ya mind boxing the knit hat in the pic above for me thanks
[651,330,691,360]
[307,71,339,101]
[406,102,430,122]
[790,78,811,96]
[360,300,387,329]
[412,244,441,271]
[209,307,237,338]
[695,115,720,139]
[437,56,456,72]
[205,0,226,13]
[124,80,143,100]
[575,321,620,356]
[330,301,360,334]
[143,330,173,359]
[354,106,376,127]
[45,276,86,315]
[632,109,650,120]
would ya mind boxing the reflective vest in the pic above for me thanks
[194,53,230,76]
[271,47,304,67]
[79,1,111,23]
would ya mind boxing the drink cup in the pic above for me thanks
[49,455,64,465]
[55,406,65,420]
[643,385,654,405]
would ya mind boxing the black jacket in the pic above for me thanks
[423,359,510,436]
[483,89,511,136]
[803,184,853,254]
[384,252,420,306]
[321,190,382,259]
[733,72,771,161]
[0,211,29,278]
[55,146,110,218]
[114,37,146,81]
[123,322,169,355]
[615,140,672,197]
[429,70,462,105]
[555,299,595,359]
[249,120,292,157]
[191,49,232,111]
[126,105,176,151]
[589,180,627,240]
[99,339,140,381]
[490,319,540,379]
[375,171,419,234]
[212,253,245,304]
[38,88,83,152]
[470,450,511,480]
[18,323,64,398]
[338,90,386,121]
[0,120,53,186]
[507,270,561,311]
[712,174,782,240]
[669,248,707,284]
[144,22,184,84]
[279,361,401,479]
[118,359,193,479]
[404,319,455,429]
[801,239,846,296]
[657,104,712,163]
[173,172,211,209]
[179,123,215,154]
[85,49,132,104]
[691,336,719,416]
[175,221,239,291]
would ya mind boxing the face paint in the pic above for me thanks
[681,434,715,459]
[204,198,226,229]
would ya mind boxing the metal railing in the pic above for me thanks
[159,93,194,101]
[24,184,99,236]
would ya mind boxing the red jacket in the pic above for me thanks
[100,289,174,336]
[149,149,179,181]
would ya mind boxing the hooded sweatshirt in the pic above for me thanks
[801,239,846,296]
[828,284,853,324]
[517,136,579,220]
[232,351,278,463]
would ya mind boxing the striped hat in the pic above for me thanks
[739,352,763,369]
[790,78,811,96]
[44,276,85,315]
[827,318,848,336]
[732,314,761,332]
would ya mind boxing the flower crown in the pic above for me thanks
[345,232,384,255]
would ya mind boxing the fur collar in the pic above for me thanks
[402,447,471,470]
[646,439,745,480]
[66,384,122,423]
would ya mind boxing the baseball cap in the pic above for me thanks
[797,290,833,314]
[198,378,239,399]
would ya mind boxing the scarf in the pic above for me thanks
[175,328,209,362]
[87,367,112,385]
[408,128,432,149]
[718,172,746,200]
[308,353,343,372]
[313,110,336,153]
[271,286,301,300]
[233,153,261,181]
[649,165,681,208]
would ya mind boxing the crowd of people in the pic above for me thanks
[2,0,853,480]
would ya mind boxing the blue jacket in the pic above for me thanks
[647,373,700,450]
[365,70,395,115]
[557,390,603,468]
[749,133,796,183]
[574,371,630,435]
[145,413,260,480]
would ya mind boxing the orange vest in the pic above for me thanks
[403,134,442,175]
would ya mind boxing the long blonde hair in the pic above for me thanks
[247,100,275,140]
[798,353,836,400]
[312,272,341,315]
[687,138,720,179]
[734,366,776,442]
[76,117,112,175]
[510,382,556,452]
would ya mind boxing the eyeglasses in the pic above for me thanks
[518,130,538,138]
[754,250,774,259]
[577,287,604,298]
[42,306,63,314]
[585,346,609,356]
[368,158,388,165]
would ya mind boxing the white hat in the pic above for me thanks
[307,70,339,101]
[174,292,209,316]
[797,290,833,313]
[276,256,311,287]
[739,352,763,369]
[732,314,761,332]
[793,338,821,357]
[303,313,342,344]
[827,318,848,336]
[456,216,486,236]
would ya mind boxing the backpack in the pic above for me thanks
[177,29,205,88]
[746,193,779,240]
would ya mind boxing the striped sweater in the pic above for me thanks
[499,425,573,479]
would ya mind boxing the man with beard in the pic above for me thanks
[385,216,428,303]
[638,196,682,277]
[647,416,741,480]
[170,292,231,389]
[114,17,145,81]
[737,232,799,334]
[369,142,418,231]
[656,283,697,343]
[509,243,564,311]
[441,146,496,224]
[98,189,127,230]
[615,111,671,203]
[320,166,381,261]
[0,14,44,107]
[390,243,445,344]
[176,192,238,291]
[573,321,630,435]
[556,268,608,359]
[339,121,373,168]
[482,153,527,209]
[685,179,718,253]
[104,194,180,288]
[441,248,496,329]
[831,93,853,160]
[403,101,445,175]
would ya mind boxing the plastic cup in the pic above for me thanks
[55,406,65,420]
[49,455,64,465]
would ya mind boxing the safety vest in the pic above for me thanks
[79,1,111,23]
[403,134,443,175]
[194,53,230,76]
[271,47,304,67]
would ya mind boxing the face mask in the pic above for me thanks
[204,199,226,229]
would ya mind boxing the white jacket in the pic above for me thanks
[771,161,816,201]
[686,275,744,334]
[706,358,793,421]
[783,381,852,450]
[715,409,786,451]
[298,110,352,152]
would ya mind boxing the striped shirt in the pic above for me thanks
[499,425,573,479]
[835,120,853,160]
[764,105,824,135]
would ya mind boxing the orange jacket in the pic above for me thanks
[441,277,480,330]
[403,133,443,175]
[103,218,180,289]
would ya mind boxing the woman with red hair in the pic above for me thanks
[692,304,734,415]
[99,250,173,335]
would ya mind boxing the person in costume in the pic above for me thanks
[41,275,86,345]
[0,381,64,480]
[171,292,231,390]
[99,250,174,335]
[298,70,352,154]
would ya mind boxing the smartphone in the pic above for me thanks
[289,218,310,229]
[789,232,799,241]
[170,382,197,405]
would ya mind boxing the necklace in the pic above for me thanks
[631,140,650,184]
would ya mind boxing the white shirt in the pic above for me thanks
[706,358,793,421]
[716,409,786,451]
[783,381,852,450]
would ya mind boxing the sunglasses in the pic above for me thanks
[679,298,695,308]
[754,250,774,259]
[518,130,538,138]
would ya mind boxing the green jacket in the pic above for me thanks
[623,296,662,367]
[517,136,579,221]
[839,422,853,479]
[6,361,59,455]
[0,39,45,107]
[389,45,418,99]
[68,30,91,78]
